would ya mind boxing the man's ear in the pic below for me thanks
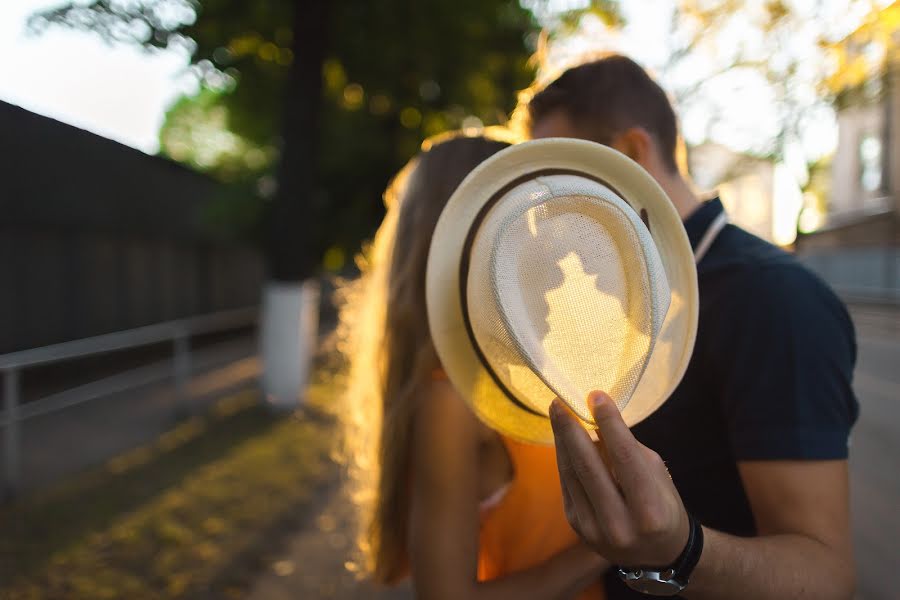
[610,127,654,167]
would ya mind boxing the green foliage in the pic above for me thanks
[31,0,539,262]
[159,85,278,180]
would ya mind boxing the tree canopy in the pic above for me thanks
[34,0,878,261]
[31,0,543,269]
[822,0,900,106]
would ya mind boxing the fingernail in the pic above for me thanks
[588,392,606,411]
[549,398,562,418]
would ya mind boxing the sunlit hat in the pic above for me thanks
[425,138,698,444]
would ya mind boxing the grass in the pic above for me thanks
[0,380,342,600]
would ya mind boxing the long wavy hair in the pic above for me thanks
[338,132,512,584]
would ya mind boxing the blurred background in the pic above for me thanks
[0,0,897,598]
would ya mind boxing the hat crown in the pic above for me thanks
[467,174,670,423]
[426,138,698,444]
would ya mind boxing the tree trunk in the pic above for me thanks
[261,0,329,411]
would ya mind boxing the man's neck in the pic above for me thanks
[657,171,701,222]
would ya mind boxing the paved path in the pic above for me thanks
[245,471,412,600]
[846,305,900,600]
[249,304,900,599]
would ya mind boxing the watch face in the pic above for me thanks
[618,569,685,597]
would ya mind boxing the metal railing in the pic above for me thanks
[0,307,258,498]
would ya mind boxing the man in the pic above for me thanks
[527,55,859,598]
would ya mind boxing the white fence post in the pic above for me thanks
[3,368,20,499]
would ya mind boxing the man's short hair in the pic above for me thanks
[527,55,679,172]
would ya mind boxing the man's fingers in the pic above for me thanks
[550,400,592,536]
[594,434,619,486]
[550,398,628,529]
[588,391,654,502]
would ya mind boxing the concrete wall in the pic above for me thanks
[718,167,774,242]
[888,66,900,212]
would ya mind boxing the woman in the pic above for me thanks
[340,131,606,599]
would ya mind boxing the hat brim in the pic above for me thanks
[425,138,698,444]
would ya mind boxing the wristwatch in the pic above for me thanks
[616,513,704,596]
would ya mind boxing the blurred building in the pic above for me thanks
[689,142,802,247]
[0,101,264,354]
[795,10,900,302]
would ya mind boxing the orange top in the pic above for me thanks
[428,369,603,598]
[478,435,605,600]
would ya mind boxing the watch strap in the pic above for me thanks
[666,513,704,585]
[616,513,704,595]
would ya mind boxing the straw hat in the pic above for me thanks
[425,138,698,444]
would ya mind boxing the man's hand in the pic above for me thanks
[549,391,689,568]
[551,391,856,600]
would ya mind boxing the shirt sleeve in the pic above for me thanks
[714,263,859,460]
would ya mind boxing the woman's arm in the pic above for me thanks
[408,380,608,600]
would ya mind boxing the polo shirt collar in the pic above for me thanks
[683,197,725,252]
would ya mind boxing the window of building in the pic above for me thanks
[859,133,883,193]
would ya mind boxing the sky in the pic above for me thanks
[0,0,195,153]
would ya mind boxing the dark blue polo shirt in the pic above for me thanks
[605,198,859,598]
